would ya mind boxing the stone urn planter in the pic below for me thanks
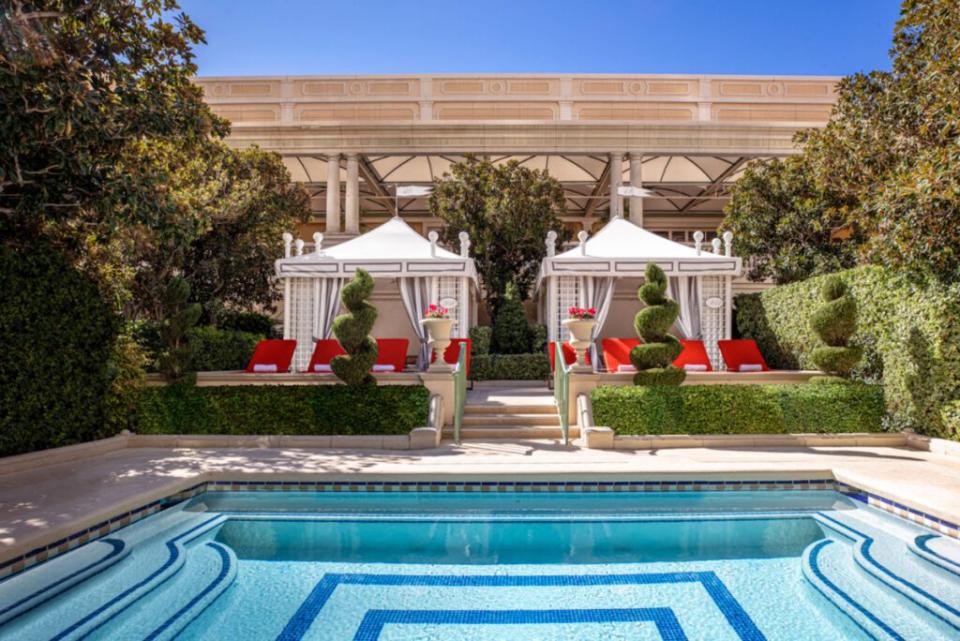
[420,317,454,371]
[562,318,596,371]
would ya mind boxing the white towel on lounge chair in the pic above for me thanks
[738,363,763,372]
[617,364,637,373]
[684,364,708,372]
[372,364,395,372]
[313,364,332,373]
[253,363,278,373]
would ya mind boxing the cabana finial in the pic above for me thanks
[428,230,439,257]
[693,231,704,256]
[313,232,324,254]
[711,238,722,254]
[722,231,733,257]
[577,230,589,256]
[546,230,557,257]
[458,231,470,257]
[282,232,293,258]
[294,238,305,256]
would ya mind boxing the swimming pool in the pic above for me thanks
[1,485,959,640]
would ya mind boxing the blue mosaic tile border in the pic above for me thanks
[1,478,957,582]
[354,608,686,641]
[277,572,765,641]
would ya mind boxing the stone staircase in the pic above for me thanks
[445,383,572,441]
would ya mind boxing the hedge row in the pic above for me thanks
[736,266,960,438]
[471,353,551,381]
[187,326,262,371]
[591,384,885,435]
[136,384,430,436]
[0,245,120,456]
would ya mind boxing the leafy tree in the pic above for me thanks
[491,282,532,354]
[331,269,378,386]
[0,0,226,255]
[724,0,960,283]
[630,264,685,386]
[429,155,568,314]
[721,157,860,284]
[157,277,201,383]
[121,140,309,320]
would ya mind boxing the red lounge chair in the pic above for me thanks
[244,339,296,373]
[718,339,770,372]
[306,339,345,373]
[431,338,472,378]
[674,339,713,372]
[375,338,409,373]
[549,342,588,371]
[601,338,641,373]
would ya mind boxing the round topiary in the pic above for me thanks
[810,275,862,381]
[630,263,685,385]
[331,269,379,385]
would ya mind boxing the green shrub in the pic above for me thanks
[492,283,532,354]
[940,400,960,440]
[591,384,885,435]
[331,269,378,385]
[157,277,202,383]
[188,326,262,371]
[530,323,548,353]
[136,384,429,435]
[469,325,492,356]
[471,353,551,381]
[0,245,120,456]
[736,266,960,438]
[809,275,862,379]
[216,310,276,338]
[630,264,685,385]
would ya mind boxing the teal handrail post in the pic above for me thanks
[553,340,570,445]
[453,341,468,445]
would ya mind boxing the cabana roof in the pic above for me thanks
[539,217,741,281]
[275,217,477,280]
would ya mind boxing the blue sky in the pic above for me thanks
[180,0,902,77]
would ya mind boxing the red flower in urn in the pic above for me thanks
[567,306,597,320]
[424,304,450,319]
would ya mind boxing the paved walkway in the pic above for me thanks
[1,440,960,565]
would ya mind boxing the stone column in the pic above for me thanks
[325,153,341,233]
[345,153,360,234]
[629,152,644,226]
[609,153,623,218]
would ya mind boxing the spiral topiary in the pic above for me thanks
[331,269,379,386]
[809,275,862,383]
[629,263,686,385]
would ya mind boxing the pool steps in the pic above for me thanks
[0,538,128,625]
[817,512,960,632]
[910,533,960,578]
[84,540,236,641]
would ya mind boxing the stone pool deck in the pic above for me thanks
[1,439,960,569]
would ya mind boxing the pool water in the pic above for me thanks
[1,489,959,641]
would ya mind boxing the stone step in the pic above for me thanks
[462,413,560,427]
[463,404,556,415]
[445,426,577,440]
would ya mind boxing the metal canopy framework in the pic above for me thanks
[280,153,765,222]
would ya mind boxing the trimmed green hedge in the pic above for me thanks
[471,353,551,381]
[0,245,120,456]
[736,266,960,438]
[136,384,430,435]
[942,401,960,438]
[187,326,262,371]
[591,384,885,435]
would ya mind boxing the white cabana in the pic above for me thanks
[537,217,742,369]
[275,217,478,371]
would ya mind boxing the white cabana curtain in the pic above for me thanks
[313,278,345,341]
[668,276,702,339]
[578,276,616,368]
[399,276,437,370]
